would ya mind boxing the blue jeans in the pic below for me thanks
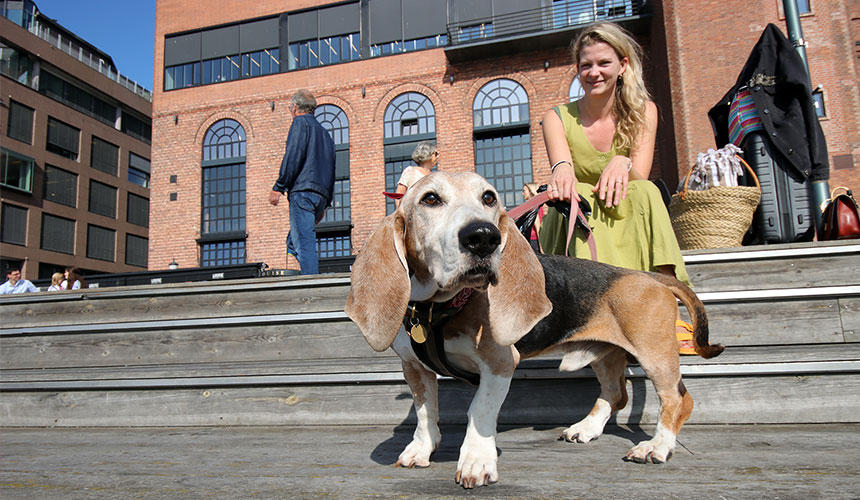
[287,191,327,275]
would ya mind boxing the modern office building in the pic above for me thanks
[1,0,153,282]
[151,0,858,273]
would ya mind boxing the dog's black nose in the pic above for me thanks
[459,222,501,258]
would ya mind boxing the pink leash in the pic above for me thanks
[508,191,598,261]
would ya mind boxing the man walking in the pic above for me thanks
[0,267,39,294]
[269,89,336,275]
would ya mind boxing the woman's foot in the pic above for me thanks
[676,320,696,355]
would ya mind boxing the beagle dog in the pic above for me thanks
[345,172,723,489]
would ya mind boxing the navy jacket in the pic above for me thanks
[708,24,829,182]
[273,114,336,204]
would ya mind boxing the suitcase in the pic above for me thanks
[741,131,815,243]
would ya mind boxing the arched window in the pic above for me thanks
[473,79,532,208]
[200,119,246,267]
[569,77,585,101]
[383,92,436,214]
[314,104,352,272]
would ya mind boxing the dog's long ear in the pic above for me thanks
[486,213,552,346]
[345,212,410,351]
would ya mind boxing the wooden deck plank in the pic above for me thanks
[1,372,857,426]
[2,424,857,499]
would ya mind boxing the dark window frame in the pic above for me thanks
[44,164,78,207]
[7,100,34,144]
[0,147,35,193]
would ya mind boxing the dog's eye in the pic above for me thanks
[481,191,497,207]
[421,192,442,206]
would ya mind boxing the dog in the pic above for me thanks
[345,171,723,488]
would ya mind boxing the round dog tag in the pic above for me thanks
[410,324,427,343]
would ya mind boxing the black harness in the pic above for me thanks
[402,288,480,386]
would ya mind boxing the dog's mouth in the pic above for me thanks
[461,264,497,288]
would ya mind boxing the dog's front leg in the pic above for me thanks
[452,338,516,489]
[392,332,441,468]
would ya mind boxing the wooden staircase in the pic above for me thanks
[1,240,858,427]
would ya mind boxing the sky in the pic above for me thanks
[35,0,156,90]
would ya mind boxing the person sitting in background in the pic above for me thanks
[540,22,694,354]
[0,267,39,294]
[394,141,439,207]
[61,267,87,290]
[47,273,64,291]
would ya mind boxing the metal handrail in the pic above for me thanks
[447,0,646,46]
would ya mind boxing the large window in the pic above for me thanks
[289,35,358,70]
[0,147,35,193]
[41,213,75,254]
[473,79,532,208]
[46,117,80,160]
[7,100,34,144]
[1,203,27,246]
[383,92,436,214]
[314,104,352,269]
[129,153,151,188]
[121,111,151,144]
[39,70,117,126]
[125,234,148,268]
[44,165,77,207]
[87,224,115,262]
[127,193,149,227]
[91,137,119,176]
[200,119,246,266]
[0,42,34,85]
[88,180,117,218]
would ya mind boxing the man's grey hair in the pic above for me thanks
[411,141,438,164]
[292,89,317,113]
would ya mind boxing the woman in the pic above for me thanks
[47,272,64,291]
[394,141,438,207]
[61,267,87,290]
[540,22,694,353]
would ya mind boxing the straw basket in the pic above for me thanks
[669,156,761,250]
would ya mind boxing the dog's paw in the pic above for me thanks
[559,419,604,444]
[623,439,674,464]
[395,439,437,468]
[455,436,499,488]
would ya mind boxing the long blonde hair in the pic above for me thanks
[571,22,650,153]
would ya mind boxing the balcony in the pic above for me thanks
[445,0,650,63]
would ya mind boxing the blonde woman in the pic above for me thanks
[540,22,693,353]
[47,272,64,291]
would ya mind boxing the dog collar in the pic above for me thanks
[402,288,480,385]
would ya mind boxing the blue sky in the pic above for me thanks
[35,0,156,90]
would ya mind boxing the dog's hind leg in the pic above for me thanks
[393,335,442,468]
[560,347,628,444]
[624,351,693,464]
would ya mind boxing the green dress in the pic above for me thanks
[539,102,690,285]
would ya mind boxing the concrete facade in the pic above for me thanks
[1,9,152,282]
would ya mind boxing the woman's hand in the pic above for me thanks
[547,162,580,203]
[593,155,632,207]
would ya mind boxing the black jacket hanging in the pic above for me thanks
[708,23,829,183]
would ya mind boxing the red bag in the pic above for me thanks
[820,188,860,240]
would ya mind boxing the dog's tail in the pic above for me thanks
[653,273,724,359]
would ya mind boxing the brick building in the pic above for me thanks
[1,0,153,282]
[150,0,858,273]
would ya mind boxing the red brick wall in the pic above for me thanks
[663,0,859,189]
[151,1,860,271]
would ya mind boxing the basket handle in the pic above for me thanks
[679,155,760,200]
